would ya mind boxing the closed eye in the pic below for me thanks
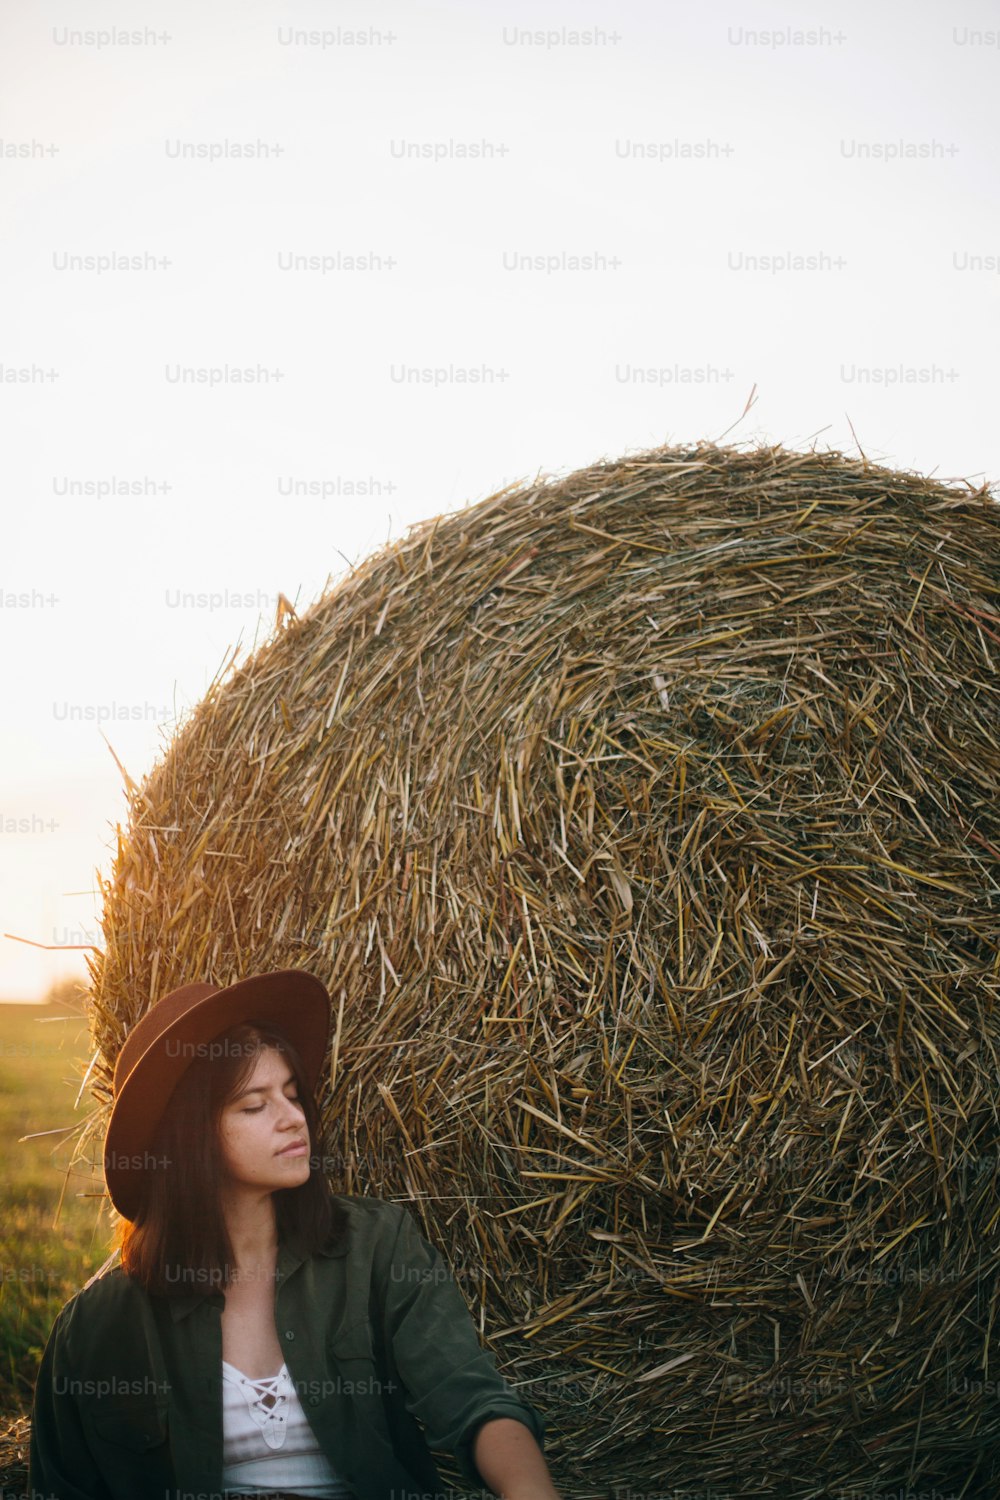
[242,1092,300,1114]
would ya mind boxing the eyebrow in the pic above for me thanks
[231,1070,299,1103]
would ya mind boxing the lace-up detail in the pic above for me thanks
[222,1361,292,1449]
[220,1357,355,1496]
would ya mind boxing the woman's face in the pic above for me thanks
[217,1045,312,1194]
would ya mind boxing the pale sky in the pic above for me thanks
[2,0,998,999]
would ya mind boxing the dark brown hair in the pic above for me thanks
[114,1020,349,1296]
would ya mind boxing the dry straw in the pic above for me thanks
[12,439,1000,1497]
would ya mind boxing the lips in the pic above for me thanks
[277,1139,308,1156]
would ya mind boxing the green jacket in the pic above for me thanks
[29,1193,547,1500]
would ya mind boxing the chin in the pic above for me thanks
[275,1156,311,1186]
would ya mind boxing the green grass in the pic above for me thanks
[0,1001,112,1415]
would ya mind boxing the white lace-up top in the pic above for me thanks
[221,1358,356,1498]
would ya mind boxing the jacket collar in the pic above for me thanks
[166,1229,348,1321]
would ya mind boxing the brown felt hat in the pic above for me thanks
[103,968,331,1221]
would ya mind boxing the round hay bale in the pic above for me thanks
[76,439,999,1497]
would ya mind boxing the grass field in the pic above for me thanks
[0,1000,113,1416]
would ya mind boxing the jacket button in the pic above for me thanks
[284,1330,295,1340]
[309,1394,320,1406]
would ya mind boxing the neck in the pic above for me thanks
[221,1187,280,1279]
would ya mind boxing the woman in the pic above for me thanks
[29,968,561,1500]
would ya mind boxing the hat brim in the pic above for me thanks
[104,970,330,1221]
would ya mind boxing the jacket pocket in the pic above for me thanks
[83,1399,173,1500]
[327,1316,386,1398]
[328,1316,376,1363]
[325,1317,397,1438]
[88,1399,168,1452]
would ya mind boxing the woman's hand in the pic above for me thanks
[472,1415,563,1499]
